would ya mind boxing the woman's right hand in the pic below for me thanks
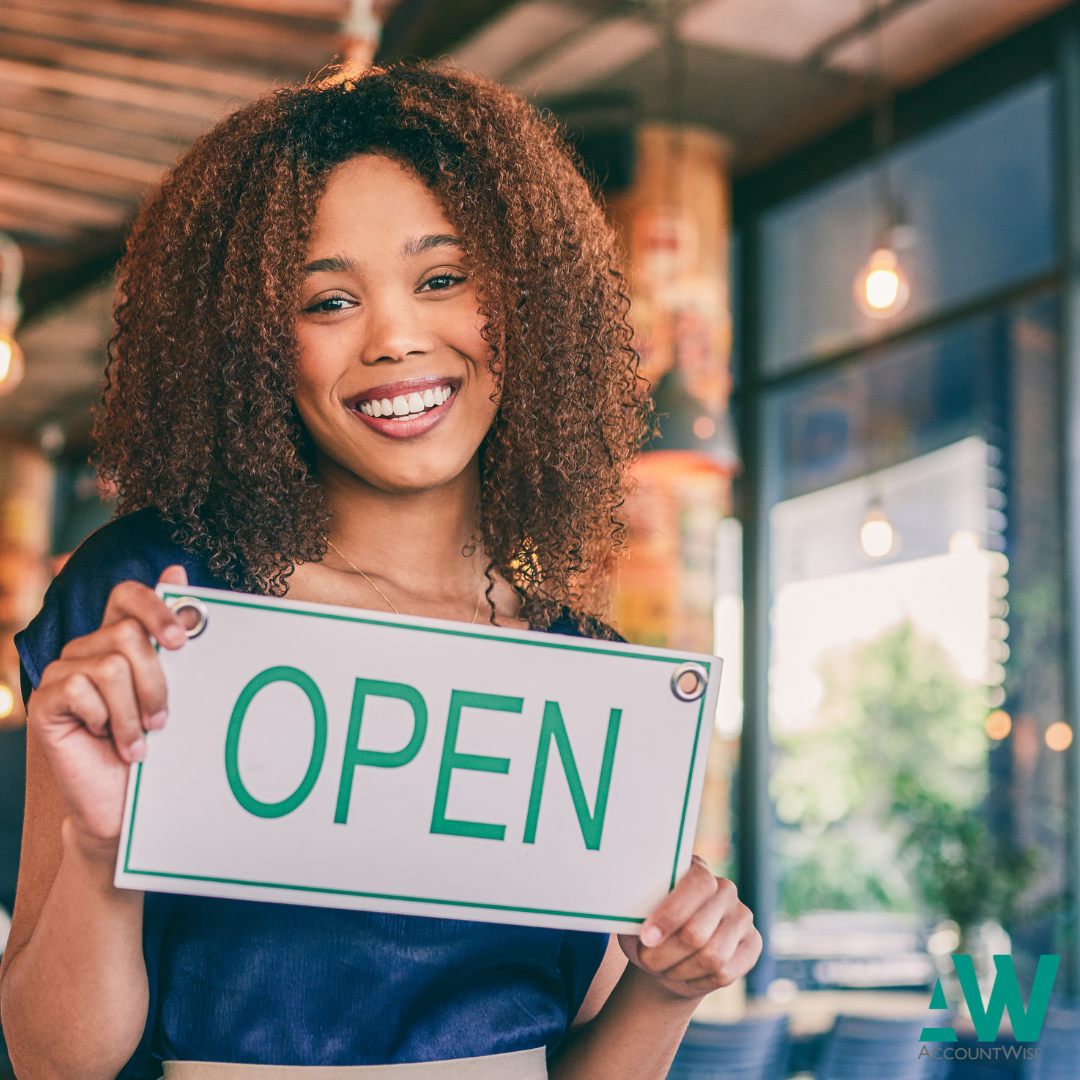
[28,565,191,847]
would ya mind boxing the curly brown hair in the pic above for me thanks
[95,63,649,630]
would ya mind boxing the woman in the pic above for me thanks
[0,65,760,1079]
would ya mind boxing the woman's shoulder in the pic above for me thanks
[15,509,224,698]
[543,608,625,643]
[47,507,219,596]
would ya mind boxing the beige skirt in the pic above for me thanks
[161,1048,548,1080]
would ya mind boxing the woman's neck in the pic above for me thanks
[286,451,526,627]
[320,452,483,598]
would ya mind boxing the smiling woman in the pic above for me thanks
[92,66,648,628]
[0,64,760,1080]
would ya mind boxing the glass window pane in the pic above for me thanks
[761,78,1056,375]
[769,307,1017,503]
[763,296,1067,989]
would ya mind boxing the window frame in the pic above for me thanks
[730,5,1078,997]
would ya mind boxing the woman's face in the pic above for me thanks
[293,154,497,494]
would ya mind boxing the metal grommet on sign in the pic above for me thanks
[671,662,708,702]
[167,596,209,639]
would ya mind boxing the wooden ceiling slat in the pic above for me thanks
[0,130,162,185]
[0,208,78,244]
[0,176,128,230]
[0,33,277,98]
[0,59,235,119]
[0,104,185,164]
[15,0,343,54]
[0,149,148,202]
[0,8,329,77]
[0,84,209,141]
[188,0,347,23]
[0,0,350,340]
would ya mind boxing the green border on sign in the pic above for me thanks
[123,591,711,923]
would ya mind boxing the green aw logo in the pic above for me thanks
[921,955,1059,1043]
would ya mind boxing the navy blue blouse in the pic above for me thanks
[16,510,608,1077]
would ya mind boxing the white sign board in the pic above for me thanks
[115,585,721,934]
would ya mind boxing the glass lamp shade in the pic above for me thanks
[854,247,910,320]
[860,506,894,558]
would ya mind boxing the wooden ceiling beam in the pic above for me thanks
[0,84,208,141]
[188,0,347,24]
[0,59,234,119]
[0,153,146,204]
[0,209,80,245]
[0,33,277,98]
[0,104,185,164]
[9,0,343,51]
[0,131,161,187]
[0,175,130,230]
[0,7,330,76]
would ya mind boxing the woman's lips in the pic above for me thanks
[346,377,458,439]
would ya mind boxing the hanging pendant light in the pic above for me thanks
[860,501,894,558]
[854,244,909,319]
[852,0,911,324]
[0,232,24,397]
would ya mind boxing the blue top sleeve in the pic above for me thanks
[15,509,228,704]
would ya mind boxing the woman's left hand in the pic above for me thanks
[619,856,762,999]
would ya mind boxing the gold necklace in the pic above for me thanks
[326,539,485,623]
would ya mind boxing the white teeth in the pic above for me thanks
[361,386,452,420]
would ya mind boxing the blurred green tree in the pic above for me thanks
[773,620,1031,925]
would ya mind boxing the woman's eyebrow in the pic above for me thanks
[400,233,460,259]
[304,255,356,275]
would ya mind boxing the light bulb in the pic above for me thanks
[0,683,13,720]
[0,329,23,395]
[985,710,1011,740]
[949,529,980,554]
[860,506,893,558]
[693,416,715,440]
[1046,722,1073,752]
[854,248,910,320]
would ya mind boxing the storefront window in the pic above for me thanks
[760,77,1056,375]
[762,296,1066,988]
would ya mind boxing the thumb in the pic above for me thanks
[158,564,189,588]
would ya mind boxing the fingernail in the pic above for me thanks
[129,738,147,762]
[164,627,185,648]
[640,925,662,947]
[147,711,168,730]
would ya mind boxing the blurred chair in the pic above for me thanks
[1022,1007,1080,1079]
[815,1015,945,1079]
[666,1015,789,1080]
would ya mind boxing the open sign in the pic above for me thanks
[115,586,720,934]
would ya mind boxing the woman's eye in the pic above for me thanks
[421,274,465,292]
[306,295,354,313]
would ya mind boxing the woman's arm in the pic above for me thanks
[0,737,148,1080]
[551,858,762,1080]
[0,568,191,1080]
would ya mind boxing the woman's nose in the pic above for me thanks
[358,290,433,365]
